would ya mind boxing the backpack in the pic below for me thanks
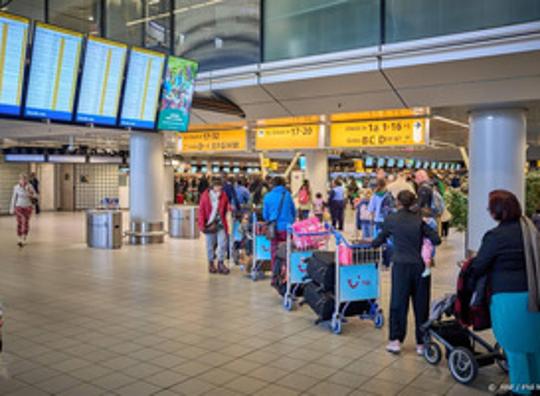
[298,188,310,205]
[431,189,445,217]
[380,192,396,219]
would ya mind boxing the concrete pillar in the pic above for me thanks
[304,151,328,199]
[164,165,175,206]
[129,132,165,244]
[467,108,526,252]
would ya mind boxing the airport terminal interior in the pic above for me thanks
[1,1,540,395]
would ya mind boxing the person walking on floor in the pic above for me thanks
[296,179,312,220]
[328,179,346,231]
[466,190,540,395]
[10,173,38,247]
[198,179,231,275]
[263,176,296,273]
[372,190,441,355]
[29,172,40,215]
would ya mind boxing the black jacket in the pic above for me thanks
[468,221,528,294]
[372,209,441,264]
[416,181,433,209]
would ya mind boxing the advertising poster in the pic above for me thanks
[158,56,198,131]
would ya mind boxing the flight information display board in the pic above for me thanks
[25,23,82,121]
[157,56,198,131]
[0,13,29,116]
[120,47,165,129]
[76,36,127,125]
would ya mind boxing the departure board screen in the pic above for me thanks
[0,13,29,116]
[76,37,127,126]
[120,47,165,129]
[25,23,82,121]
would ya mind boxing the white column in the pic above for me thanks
[164,165,175,206]
[304,151,328,199]
[468,108,526,252]
[129,133,165,243]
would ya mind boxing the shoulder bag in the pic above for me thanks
[266,192,286,240]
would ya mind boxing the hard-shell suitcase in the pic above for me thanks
[306,251,335,292]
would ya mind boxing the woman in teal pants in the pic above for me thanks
[468,190,540,395]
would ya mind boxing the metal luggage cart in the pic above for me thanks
[250,212,271,281]
[330,232,384,334]
[283,225,332,311]
[229,218,243,266]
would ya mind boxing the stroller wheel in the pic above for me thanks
[424,342,442,365]
[494,342,509,373]
[448,347,478,385]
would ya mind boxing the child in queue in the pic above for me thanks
[312,192,325,222]
[421,207,437,277]
[356,190,373,239]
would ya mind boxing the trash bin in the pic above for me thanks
[169,205,199,239]
[86,210,123,249]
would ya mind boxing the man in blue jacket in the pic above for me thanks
[263,176,296,272]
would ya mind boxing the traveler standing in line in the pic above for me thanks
[296,179,312,220]
[372,190,441,355]
[368,178,394,237]
[10,173,38,247]
[263,177,296,273]
[347,178,359,209]
[415,169,434,210]
[198,179,230,275]
[328,179,346,231]
[387,171,415,199]
[29,172,40,215]
[467,190,540,395]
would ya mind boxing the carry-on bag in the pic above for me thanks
[305,251,335,292]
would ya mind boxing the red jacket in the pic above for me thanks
[198,189,230,234]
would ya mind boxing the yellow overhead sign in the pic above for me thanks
[177,129,246,153]
[255,124,320,150]
[330,107,430,122]
[256,115,321,127]
[330,118,428,148]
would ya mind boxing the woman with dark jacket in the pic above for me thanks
[372,190,441,355]
[467,190,540,395]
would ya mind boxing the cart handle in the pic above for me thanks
[333,230,375,249]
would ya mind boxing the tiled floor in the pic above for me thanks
[0,212,506,395]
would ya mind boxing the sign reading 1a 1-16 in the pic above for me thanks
[157,56,198,132]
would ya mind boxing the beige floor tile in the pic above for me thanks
[224,376,269,394]
[195,368,240,386]
[279,372,321,391]
[306,380,353,396]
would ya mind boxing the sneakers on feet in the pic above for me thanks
[386,340,401,354]
[421,268,431,278]
[416,344,425,356]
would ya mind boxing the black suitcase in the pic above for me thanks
[306,251,335,292]
[303,282,334,321]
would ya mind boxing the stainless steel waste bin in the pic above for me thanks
[86,210,123,249]
[169,205,199,239]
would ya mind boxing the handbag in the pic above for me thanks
[265,192,286,240]
[203,220,218,234]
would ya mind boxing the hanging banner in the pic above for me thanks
[177,129,246,153]
[255,124,320,150]
[330,118,429,148]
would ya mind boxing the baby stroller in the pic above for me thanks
[421,294,508,385]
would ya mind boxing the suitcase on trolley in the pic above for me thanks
[306,251,335,292]
[304,282,334,321]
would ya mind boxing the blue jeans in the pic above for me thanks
[374,221,392,268]
[491,292,540,395]
[360,221,372,239]
[205,229,227,262]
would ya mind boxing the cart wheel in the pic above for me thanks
[448,347,478,384]
[331,317,342,335]
[494,342,509,373]
[374,311,384,329]
[283,295,294,311]
[424,342,442,365]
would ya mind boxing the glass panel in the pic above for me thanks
[144,0,171,53]
[174,0,261,72]
[49,0,101,35]
[105,0,144,47]
[263,0,380,62]
[3,0,45,21]
[386,0,540,43]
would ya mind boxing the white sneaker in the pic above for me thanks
[416,344,425,356]
[421,268,431,278]
[386,340,401,354]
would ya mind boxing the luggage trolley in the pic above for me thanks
[250,212,271,281]
[330,232,384,334]
[283,225,332,311]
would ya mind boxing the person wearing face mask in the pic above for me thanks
[10,173,38,247]
[198,179,231,275]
